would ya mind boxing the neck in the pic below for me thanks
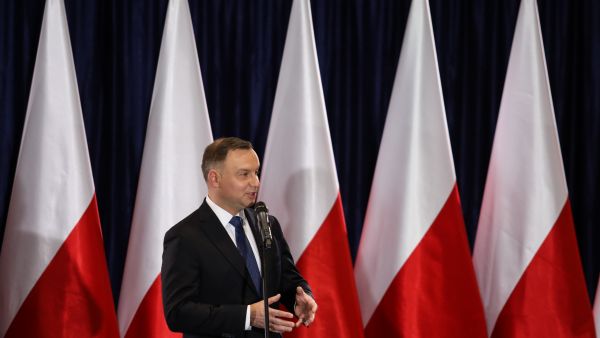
[207,192,242,216]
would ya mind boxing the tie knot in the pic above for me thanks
[230,216,243,229]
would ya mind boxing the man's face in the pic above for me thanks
[212,148,260,215]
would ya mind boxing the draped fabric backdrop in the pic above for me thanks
[1,0,599,308]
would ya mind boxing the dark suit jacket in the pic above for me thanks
[161,200,311,338]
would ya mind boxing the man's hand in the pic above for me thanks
[250,294,295,333]
[293,286,317,327]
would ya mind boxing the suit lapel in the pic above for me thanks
[197,202,249,285]
[198,201,261,297]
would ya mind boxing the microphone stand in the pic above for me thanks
[260,219,272,338]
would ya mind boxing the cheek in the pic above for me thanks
[223,182,239,196]
[234,181,249,193]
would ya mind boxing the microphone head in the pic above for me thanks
[254,201,268,213]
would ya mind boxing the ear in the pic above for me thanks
[207,169,220,188]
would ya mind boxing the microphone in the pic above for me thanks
[254,201,273,249]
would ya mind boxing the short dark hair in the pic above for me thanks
[202,137,253,181]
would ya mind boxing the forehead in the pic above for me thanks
[223,148,260,169]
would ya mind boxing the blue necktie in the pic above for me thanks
[230,216,262,295]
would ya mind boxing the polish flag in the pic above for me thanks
[472,0,595,337]
[594,280,600,337]
[0,0,119,336]
[117,0,213,337]
[353,0,487,337]
[258,0,364,337]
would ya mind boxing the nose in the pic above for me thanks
[251,173,260,187]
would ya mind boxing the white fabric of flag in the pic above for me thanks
[117,0,213,336]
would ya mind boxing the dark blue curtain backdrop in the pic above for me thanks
[1,0,599,307]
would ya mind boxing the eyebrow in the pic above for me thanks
[236,167,259,173]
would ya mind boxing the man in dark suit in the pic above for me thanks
[161,137,317,338]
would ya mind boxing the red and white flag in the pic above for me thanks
[117,0,213,336]
[258,0,364,337]
[353,0,487,337]
[595,280,600,337]
[472,0,595,337]
[0,0,119,336]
